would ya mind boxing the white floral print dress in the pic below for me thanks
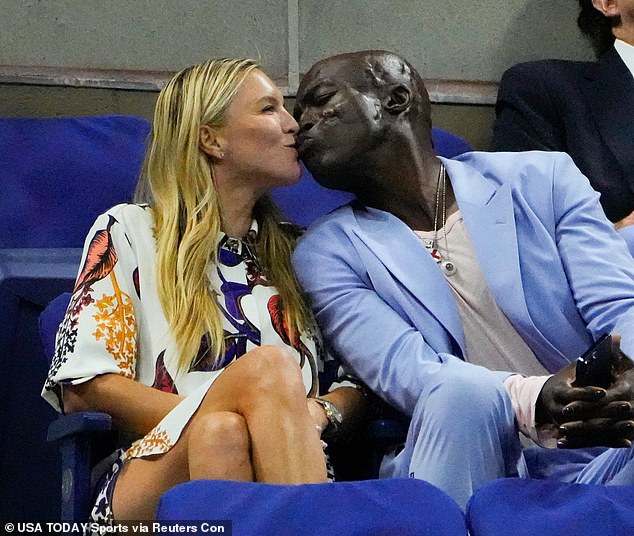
[42,203,332,521]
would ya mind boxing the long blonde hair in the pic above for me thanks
[135,58,312,371]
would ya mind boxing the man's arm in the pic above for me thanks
[549,153,634,351]
[293,217,510,416]
[535,154,634,446]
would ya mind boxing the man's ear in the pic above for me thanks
[199,124,225,159]
[383,84,412,114]
[592,0,619,18]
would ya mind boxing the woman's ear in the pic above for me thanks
[199,125,225,159]
[383,84,412,114]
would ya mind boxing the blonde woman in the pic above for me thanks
[42,58,367,523]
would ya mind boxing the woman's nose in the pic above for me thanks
[282,108,299,134]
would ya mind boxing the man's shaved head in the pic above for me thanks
[297,50,431,126]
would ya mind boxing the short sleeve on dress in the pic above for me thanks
[42,205,141,412]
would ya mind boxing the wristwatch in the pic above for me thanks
[313,398,343,438]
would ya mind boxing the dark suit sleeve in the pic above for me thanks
[492,62,567,152]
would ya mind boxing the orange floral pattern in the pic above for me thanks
[126,426,173,458]
[92,270,136,378]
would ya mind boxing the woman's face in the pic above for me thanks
[212,69,301,192]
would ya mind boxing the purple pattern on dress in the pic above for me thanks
[190,232,269,372]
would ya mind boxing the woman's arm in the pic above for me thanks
[63,373,182,436]
[308,386,373,439]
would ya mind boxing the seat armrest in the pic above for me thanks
[47,412,114,521]
[47,412,112,442]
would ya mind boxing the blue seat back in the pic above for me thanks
[157,479,467,535]
[0,115,150,248]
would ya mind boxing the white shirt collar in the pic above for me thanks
[614,39,634,79]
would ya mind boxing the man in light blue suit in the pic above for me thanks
[292,50,634,508]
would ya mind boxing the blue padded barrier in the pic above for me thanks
[0,115,150,248]
[466,478,634,536]
[157,479,467,536]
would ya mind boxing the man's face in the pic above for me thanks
[617,0,634,35]
[593,0,634,41]
[294,56,385,191]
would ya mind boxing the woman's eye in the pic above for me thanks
[262,105,276,113]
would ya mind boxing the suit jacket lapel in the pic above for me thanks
[349,205,466,355]
[444,158,535,333]
[584,48,634,187]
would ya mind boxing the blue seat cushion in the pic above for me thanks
[157,479,467,536]
[467,477,634,536]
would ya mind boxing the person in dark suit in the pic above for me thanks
[493,0,634,226]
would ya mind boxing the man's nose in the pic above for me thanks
[297,109,316,134]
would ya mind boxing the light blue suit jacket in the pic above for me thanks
[293,151,634,416]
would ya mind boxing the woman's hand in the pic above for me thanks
[307,398,330,436]
[537,335,634,448]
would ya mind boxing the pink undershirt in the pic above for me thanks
[415,211,556,446]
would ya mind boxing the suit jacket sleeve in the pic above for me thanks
[549,153,634,357]
[492,62,567,152]
[292,214,510,416]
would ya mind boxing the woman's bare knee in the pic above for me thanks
[188,411,250,453]
[196,346,307,417]
[187,411,253,480]
[237,346,307,405]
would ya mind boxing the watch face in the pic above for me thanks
[320,399,342,429]
[328,402,343,425]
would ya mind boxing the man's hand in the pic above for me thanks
[614,209,634,230]
[537,335,634,448]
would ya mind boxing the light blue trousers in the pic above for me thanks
[381,356,634,509]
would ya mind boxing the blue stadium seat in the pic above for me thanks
[0,115,150,521]
[157,479,467,536]
[466,477,634,536]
